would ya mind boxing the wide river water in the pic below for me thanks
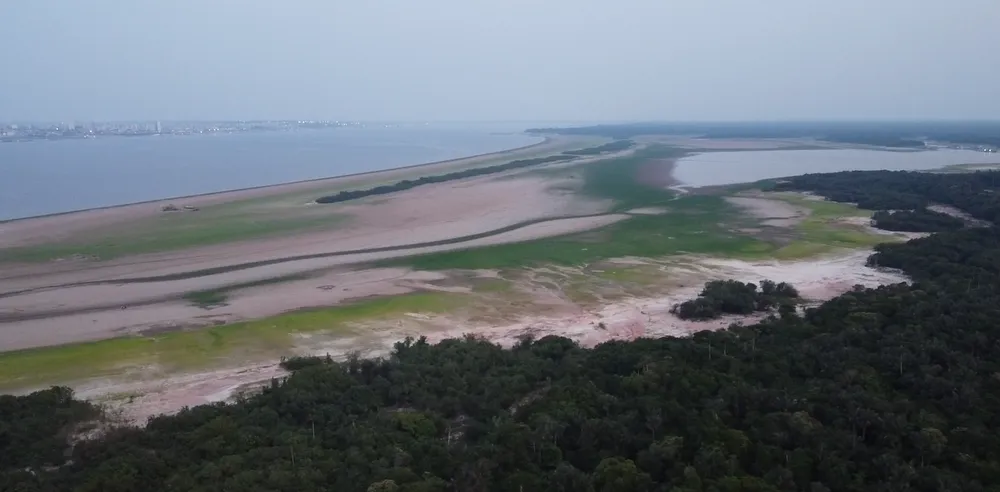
[0,125,541,220]
[674,148,1000,187]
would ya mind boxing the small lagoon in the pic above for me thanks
[674,148,1000,187]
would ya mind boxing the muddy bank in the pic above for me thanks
[77,248,909,425]
[636,158,680,188]
[0,213,627,351]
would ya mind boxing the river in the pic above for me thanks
[0,125,542,220]
[674,148,1000,187]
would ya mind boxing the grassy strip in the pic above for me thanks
[315,155,576,204]
[314,139,636,205]
[580,145,689,210]
[0,215,340,263]
[382,146,774,270]
[7,213,616,294]
[0,292,461,391]
[389,195,771,270]
[386,148,899,270]
[182,290,228,308]
[765,192,890,259]
[0,137,620,264]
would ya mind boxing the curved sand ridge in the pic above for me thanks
[0,153,632,351]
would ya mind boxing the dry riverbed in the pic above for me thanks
[71,248,909,424]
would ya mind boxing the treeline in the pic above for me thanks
[869,226,1000,284]
[777,169,1000,225]
[821,135,925,148]
[0,387,99,471]
[315,140,637,205]
[671,279,799,320]
[871,209,964,232]
[315,155,575,204]
[561,140,634,155]
[530,121,1000,148]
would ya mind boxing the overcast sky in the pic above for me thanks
[2,0,998,122]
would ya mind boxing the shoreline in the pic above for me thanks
[0,135,552,224]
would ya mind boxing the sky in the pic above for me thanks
[1,0,998,122]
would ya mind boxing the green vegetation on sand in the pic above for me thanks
[0,292,461,391]
[0,213,339,263]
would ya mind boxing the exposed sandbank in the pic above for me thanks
[0,135,579,249]
[0,169,624,351]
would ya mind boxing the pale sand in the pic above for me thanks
[724,196,811,227]
[76,249,909,424]
[0,169,625,351]
[0,135,584,249]
[836,216,929,241]
[626,207,669,215]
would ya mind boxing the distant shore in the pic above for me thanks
[0,135,552,225]
[0,135,583,251]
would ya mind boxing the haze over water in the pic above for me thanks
[675,149,1000,187]
[0,126,541,220]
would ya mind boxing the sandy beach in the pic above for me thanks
[0,136,630,350]
[75,249,911,424]
[0,135,581,248]
[0,133,920,427]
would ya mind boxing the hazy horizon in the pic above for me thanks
[2,0,998,122]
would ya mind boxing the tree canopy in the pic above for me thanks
[671,279,799,321]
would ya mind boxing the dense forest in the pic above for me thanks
[775,170,1000,224]
[870,209,965,233]
[0,387,99,471]
[670,279,799,321]
[314,140,632,205]
[7,169,1000,491]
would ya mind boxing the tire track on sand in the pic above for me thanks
[0,212,622,299]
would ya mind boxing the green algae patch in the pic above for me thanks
[0,292,463,391]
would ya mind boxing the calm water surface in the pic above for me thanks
[0,126,541,220]
[675,148,1000,187]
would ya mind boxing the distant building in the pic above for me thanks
[155,121,162,133]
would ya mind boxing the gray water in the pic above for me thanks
[674,148,1000,187]
[0,126,541,220]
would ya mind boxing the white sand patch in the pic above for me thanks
[836,216,929,241]
[627,207,669,215]
[800,192,828,202]
[928,204,992,227]
[75,363,290,425]
[696,250,909,300]
[725,196,810,227]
